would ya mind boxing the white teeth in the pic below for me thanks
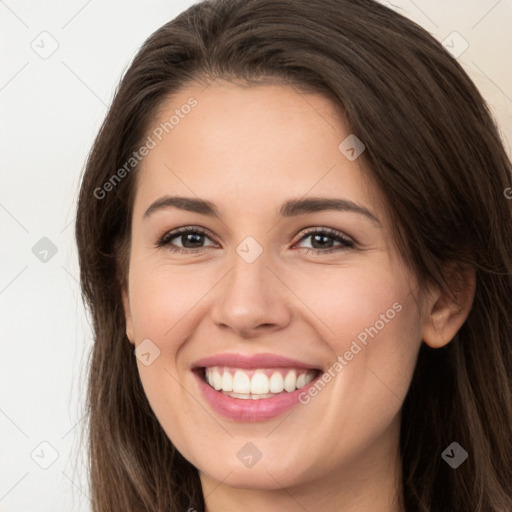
[269,372,284,393]
[250,372,270,394]
[212,371,222,391]
[232,370,251,394]
[283,369,297,392]
[230,392,276,400]
[221,370,233,392]
[204,366,318,397]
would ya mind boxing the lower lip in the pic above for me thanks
[193,369,322,422]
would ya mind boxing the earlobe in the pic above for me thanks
[122,288,135,345]
[421,266,476,349]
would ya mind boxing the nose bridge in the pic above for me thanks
[210,235,291,335]
[225,239,272,309]
[225,230,271,290]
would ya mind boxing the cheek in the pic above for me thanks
[128,263,202,452]
[127,264,217,423]
[289,261,414,345]
[128,262,209,341]
[290,261,423,396]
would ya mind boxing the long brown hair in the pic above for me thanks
[75,0,512,510]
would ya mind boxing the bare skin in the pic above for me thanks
[122,80,475,512]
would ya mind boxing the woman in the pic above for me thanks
[75,0,512,510]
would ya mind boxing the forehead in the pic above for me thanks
[132,80,384,220]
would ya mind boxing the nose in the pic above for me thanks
[210,249,292,338]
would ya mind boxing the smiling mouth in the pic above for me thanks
[196,366,322,400]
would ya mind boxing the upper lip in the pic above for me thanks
[191,352,322,370]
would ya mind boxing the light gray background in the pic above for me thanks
[1,1,511,510]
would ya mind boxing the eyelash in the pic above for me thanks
[155,226,355,256]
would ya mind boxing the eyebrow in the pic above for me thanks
[143,195,380,225]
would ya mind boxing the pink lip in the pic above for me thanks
[192,367,323,422]
[191,352,322,370]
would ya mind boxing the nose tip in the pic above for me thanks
[214,303,285,338]
[210,257,292,338]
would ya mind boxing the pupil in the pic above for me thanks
[183,233,203,248]
[312,234,332,248]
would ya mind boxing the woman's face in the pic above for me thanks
[122,80,431,494]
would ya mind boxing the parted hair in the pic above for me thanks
[75,0,512,510]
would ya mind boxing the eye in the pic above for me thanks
[292,227,355,255]
[155,226,217,254]
[155,226,355,255]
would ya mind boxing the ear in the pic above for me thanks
[122,287,135,345]
[421,265,476,348]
